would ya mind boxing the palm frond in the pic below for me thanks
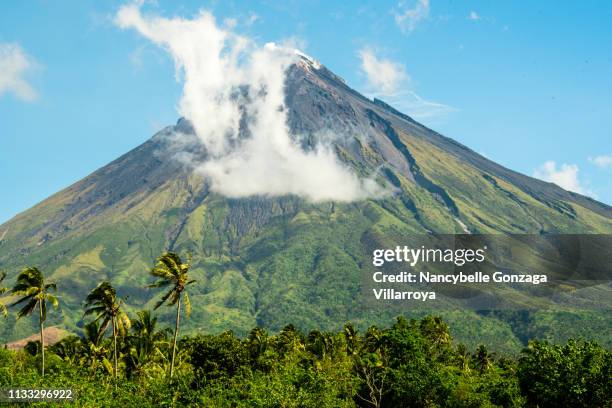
[84,281,116,309]
[10,292,36,307]
[16,298,38,319]
[153,288,175,310]
[168,290,180,306]
[96,317,112,343]
[150,266,175,281]
[183,292,191,317]
[147,279,172,289]
[151,252,187,282]
[83,321,101,343]
[12,286,39,298]
[84,305,107,317]
[45,282,57,291]
[16,267,44,288]
[116,311,131,336]
[162,252,182,273]
[46,294,59,307]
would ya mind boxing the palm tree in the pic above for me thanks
[148,252,195,378]
[275,324,305,356]
[344,323,359,356]
[419,315,452,348]
[79,321,112,376]
[125,310,169,378]
[474,344,493,373]
[246,327,269,360]
[0,272,9,317]
[307,330,334,360]
[456,343,471,374]
[11,267,59,377]
[50,335,81,366]
[130,310,168,354]
[83,281,131,380]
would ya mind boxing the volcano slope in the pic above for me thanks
[1,57,610,352]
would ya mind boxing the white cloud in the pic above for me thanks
[468,11,481,21]
[589,154,612,169]
[394,0,430,33]
[115,3,384,202]
[358,48,407,95]
[0,42,38,101]
[533,161,586,194]
[384,90,456,120]
[358,47,455,121]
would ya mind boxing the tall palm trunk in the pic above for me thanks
[112,315,118,380]
[39,299,45,378]
[170,294,181,378]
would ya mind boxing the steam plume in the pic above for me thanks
[116,3,383,202]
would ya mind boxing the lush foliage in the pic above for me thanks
[2,137,611,354]
[149,252,195,377]
[0,258,609,407]
[83,280,131,380]
[0,272,8,317]
[10,267,58,377]
[0,315,609,407]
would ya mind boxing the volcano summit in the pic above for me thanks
[0,52,610,351]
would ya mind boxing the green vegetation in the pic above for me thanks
[1,58,610,405]
[149,252,195,377]
[83,281,131,380]
[0,259,609,407]
[1,127,611,354]
[0,316,609,407]
[10,267,59,377]
[0,272,8,316]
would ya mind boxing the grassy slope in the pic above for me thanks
[0,130,610,354]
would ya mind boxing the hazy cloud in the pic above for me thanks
[358,47,455,121]
[383,91,456,120]
[533,161,586,194]
[468,11,481,21]
[394,0,430,33]
[115,3,384,202]
[589,154,612,169]
[358,47,407,95]
[246,12,259,26]
[0,42,38,101]
[223,18,237,29]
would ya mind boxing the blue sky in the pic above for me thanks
[1,0,611,223]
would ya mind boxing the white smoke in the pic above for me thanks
[115,3,384,202]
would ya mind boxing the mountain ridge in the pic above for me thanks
[1,57,610,351]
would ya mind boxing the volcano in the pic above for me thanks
[1,56,610,351]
